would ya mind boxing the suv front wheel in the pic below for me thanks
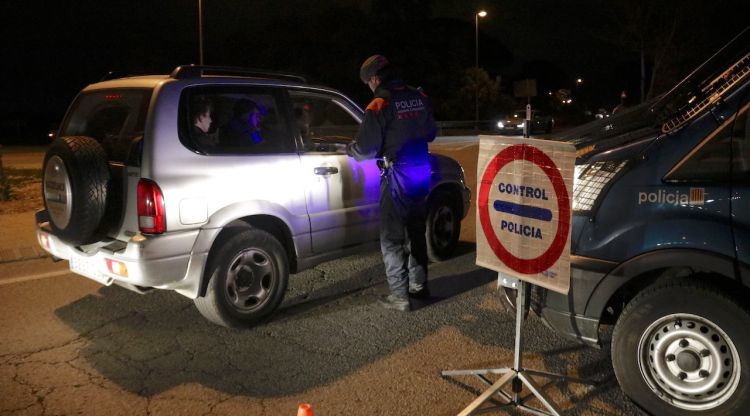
[426,190,461,262]
[194,228,289,327]
[612,279,750,415]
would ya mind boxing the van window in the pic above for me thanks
[733,103,750,183]
[667,104,750,182]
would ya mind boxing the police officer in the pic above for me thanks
[347,55,437,312]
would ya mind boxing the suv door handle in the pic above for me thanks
[314,166,339,175]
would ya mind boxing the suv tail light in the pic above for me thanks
[137,179,165,234]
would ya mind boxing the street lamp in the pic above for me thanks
[198,0,204,65]
[474,10,487,130]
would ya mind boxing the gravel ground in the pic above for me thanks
[0,148,45,215]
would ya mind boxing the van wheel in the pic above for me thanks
[612,280,750,415]
[194,228,288,327]
[426,190,461,262]
[43,136,110,245]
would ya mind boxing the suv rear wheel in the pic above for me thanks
[194,228,289,327]
[426,190,461,262]
[612,280,750,415]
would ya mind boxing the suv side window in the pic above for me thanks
[289,90,360,153]
[666,105,750,182]
[180,86,294,155]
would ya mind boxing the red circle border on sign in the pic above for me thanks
[478,144,570,275]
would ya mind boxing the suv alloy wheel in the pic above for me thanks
[194,228,289,327]
[426,190,461,261]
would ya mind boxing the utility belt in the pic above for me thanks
[378,156,430,217]
[377,156,396,174]
[378,156,423,173]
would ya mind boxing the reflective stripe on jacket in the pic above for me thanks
[348,79,437,164]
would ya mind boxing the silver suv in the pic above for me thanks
[36,65,470,327]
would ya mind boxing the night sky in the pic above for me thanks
[2,0,747,144]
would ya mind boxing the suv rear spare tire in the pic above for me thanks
[43,136,110,245]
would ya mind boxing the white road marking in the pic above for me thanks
[0,269,70,286]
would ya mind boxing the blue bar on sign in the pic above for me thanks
[493,200,552,221]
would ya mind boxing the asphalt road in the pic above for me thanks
[0,143,647,415]
[0,249,648,416]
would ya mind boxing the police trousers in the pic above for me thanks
[379,178,428,297]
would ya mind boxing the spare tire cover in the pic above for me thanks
[43,136,110,245]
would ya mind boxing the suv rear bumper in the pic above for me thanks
[36,215,200,293]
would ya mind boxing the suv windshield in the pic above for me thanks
[557,26,749,149]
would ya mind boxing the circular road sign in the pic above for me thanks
[478,144,570,275]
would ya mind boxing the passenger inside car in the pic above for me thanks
[220,98,267,146]
[190,96,218,148]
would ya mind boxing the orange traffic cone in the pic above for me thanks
[297,403,314,416]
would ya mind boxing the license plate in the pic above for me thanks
[69,255,112,285]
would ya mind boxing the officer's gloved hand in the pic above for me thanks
[346,142,376,161]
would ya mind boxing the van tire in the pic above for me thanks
[612,279,750,415]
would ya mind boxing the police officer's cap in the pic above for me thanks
[360,54,389,84]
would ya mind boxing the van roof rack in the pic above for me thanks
[170,65,308,83]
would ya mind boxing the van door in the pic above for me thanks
[731,97,750,283]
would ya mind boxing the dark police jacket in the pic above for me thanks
[347,79,437,214]
[347,79,437,164]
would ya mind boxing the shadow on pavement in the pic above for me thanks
[53,249,638,414]
[53,251,496,398]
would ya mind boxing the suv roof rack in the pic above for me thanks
[100,70,148,81]
[170,65,308,83]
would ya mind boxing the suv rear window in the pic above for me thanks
[60,89,151,163]
[61,89,150,143]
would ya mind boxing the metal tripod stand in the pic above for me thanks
[441,281,593,416]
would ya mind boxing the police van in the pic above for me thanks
[521,27,750,415]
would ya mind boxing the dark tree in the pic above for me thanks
[600,0,747,103]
